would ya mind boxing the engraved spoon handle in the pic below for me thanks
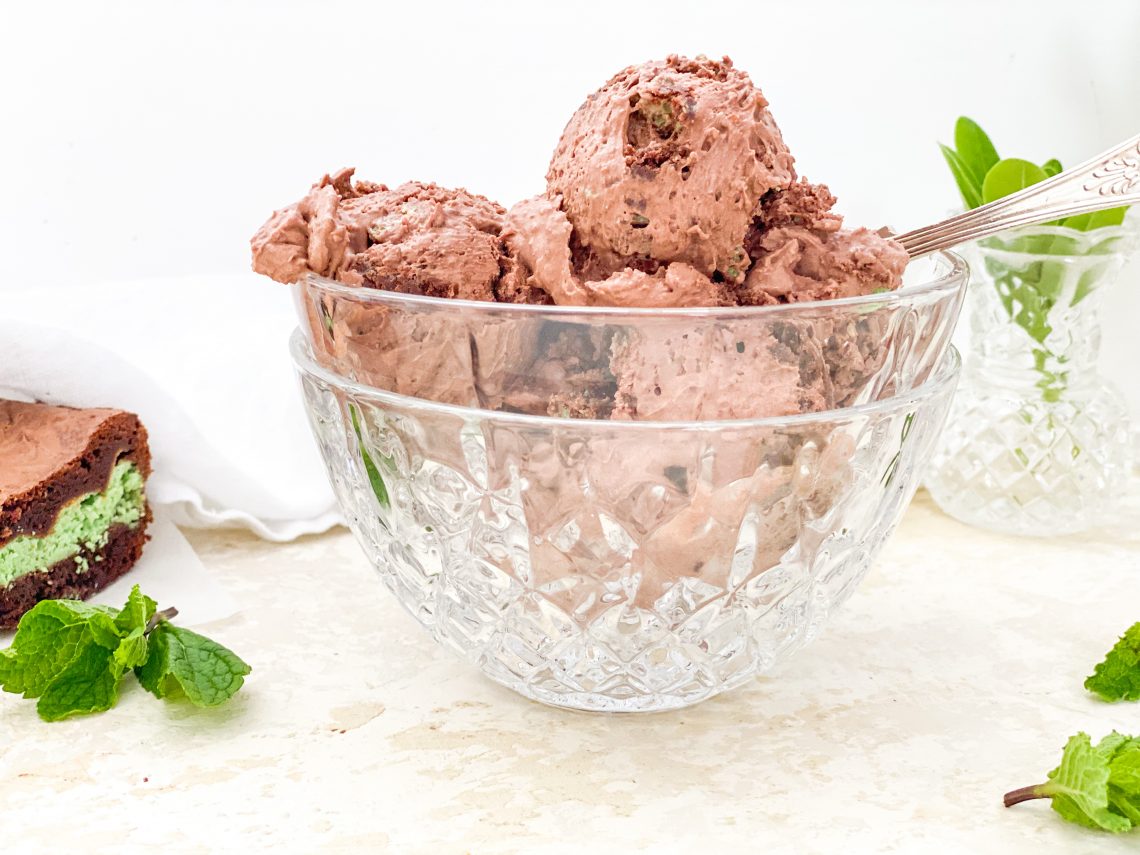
[897,132,1140,257]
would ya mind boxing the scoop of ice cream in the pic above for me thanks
[503,194,725,308]
[251,168,386,284]
[736,179,909,305]
[740,226,908,304]
[265,174,556,407]
[346,182,525,302]
[251,171,546,304]
[513,54,905,318]
[546,55,796,286]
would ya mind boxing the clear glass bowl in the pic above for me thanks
[293,330,961,712]
[293,252,965,421]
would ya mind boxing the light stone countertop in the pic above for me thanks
[2,485,1139,854]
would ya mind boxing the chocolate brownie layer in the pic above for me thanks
[0,402,152,547]
[0,515,152,629]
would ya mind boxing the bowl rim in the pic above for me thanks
[291,329,962,431]
[295,250,967,319]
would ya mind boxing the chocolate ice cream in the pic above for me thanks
[507,55,906,309]
[252,170,545,304]
[740,179,906,304]
[253,56,904,312]
[257,172,551,407]
[252,54,910,421]
[543,54,796,291]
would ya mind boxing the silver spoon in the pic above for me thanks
[895,132,1140,257]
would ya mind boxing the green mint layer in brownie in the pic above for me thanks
[0,461,146,585]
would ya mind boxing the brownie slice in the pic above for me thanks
[0,400,153,628]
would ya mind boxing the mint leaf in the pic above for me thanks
[1111,744,1140,788]
[941,119,1127,230]
[114,584,157,634]
[1105,738,1140,825]
[1110,790,1140,825]
[954,116,1000,188]
[137,623,250,707]
[88,611,126,650]
[0,647,15,683]
[982,157,1049,205]
[939,143,982,209]
[1,587,250,721]
[36,641,124,722]
[1063,207,1129,232]
[113,627,149,670]
[1086,622,1140,702]
[1095,731,1135,761]
[349,404,390,508]
[0,600,115,697]
[942,121,1128,402]
[1046,733,1130,832]
[1005,732,1136,833]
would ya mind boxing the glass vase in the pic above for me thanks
[926,223,1136,536]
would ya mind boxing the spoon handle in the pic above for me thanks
[897,132,1140,257]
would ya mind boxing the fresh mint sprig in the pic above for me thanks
[939,117,1130,402]
[940,117,1128,229]
[0,585,250,721]
[1004,732,1140,833]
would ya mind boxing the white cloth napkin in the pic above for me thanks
[0,274,340,541]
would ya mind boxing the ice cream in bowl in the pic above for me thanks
[256,56,966,711]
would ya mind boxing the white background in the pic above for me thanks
[2,0,1138,415]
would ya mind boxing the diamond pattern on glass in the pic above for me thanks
[298,356,956,712]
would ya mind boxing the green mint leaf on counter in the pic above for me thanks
[137,623,250,707]
[953,116,1000,187]
[939,143,982,209]
[1042,157,1063,177]
[1109,747,1140,823]
[36,642,124,722]
[1085,622,1140,702]
[0,585,249,721]
[0,600,117,696]
[1004,732,1140,833]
